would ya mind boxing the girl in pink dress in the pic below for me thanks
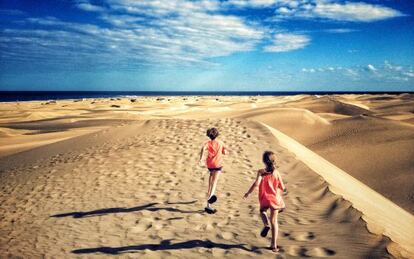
[199,127,227,214]
[244,151,287,252]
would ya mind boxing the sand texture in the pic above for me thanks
[0,94,413,258]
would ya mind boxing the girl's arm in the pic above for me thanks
[198,143,206,164]
[243,171,262,198]
[222,141,228,155]
[276,171,287,192]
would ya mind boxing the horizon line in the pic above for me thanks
[1,90,413,93]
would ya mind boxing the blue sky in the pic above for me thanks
[0,0,413,91]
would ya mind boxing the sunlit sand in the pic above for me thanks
[1,94,413,258]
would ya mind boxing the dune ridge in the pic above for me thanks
[262,123,414,258]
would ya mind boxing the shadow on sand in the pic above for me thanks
[50,201,202,218]
[72,239,250,254]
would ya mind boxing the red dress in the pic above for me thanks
[258,170,285,211]
[205,140,226,169]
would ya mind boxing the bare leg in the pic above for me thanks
[260,210,270,227]
[270,209,279,251]
[206,173,213,207]
[207,172,213,198]
[209,171,220,199]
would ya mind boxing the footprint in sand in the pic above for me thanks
[283,215,314,225]
[217,232,237,240]
[290,196,305,207]
[308,247,336,257]
[284,231,316,241]
[293,217,316,225]
[287,245,335,257]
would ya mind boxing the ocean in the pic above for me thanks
[0,91,410,102]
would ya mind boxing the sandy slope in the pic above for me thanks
[263,123,414,258]
[237,95,414,214]
[0,119,392,258]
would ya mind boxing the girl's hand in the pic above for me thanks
[198,159,204,167]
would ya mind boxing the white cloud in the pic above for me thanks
[366,64,377,72]
[227,0,278,8]
[345,68,358,77]
[99,14,145,27]
[391,76,409,82]
[107,0,221,16]
[299,63,414,84]
[77,3,106,12]
[2,0,267,68]
[1,0,405,71]
[0,9,25,16]
[311,1,404,22]
[274,0,404,22]
[302,66,342,73]
[403,72,414,78]
[277,7,292,14]
[384,60,403,71]
[324,28,357,33]
[302,68,315,73]
[264,33,310,52]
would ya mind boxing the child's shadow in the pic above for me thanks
[50,200,202,218]
[72,239,250,254]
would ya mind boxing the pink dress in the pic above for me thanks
[258,170,285,211]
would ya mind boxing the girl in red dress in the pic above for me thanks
[199,127,227,214]
[244,151,287,252]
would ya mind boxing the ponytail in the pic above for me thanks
[263,151,276,173]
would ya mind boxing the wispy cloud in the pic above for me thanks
[0,9,25,16]
[1,0,266,68]
[366,64,377,73]
[324,28,357,33]
[226,0,278,8]
[301,62,414,83]
[302,68,315,73]
[310,1,404,22]
[264,33,310,52]
[0,0,407,71]
[76,2,106,12]
[384,60,403,71]
[403,72,414,78]
[273,0,405,22]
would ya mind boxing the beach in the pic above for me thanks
[0,94,413,258]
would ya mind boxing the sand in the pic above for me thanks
[0,94,413,258]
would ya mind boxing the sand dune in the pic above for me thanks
[0,127,105,157]
[0,119,392,258]
[263,123,414,258]
[242,98,414,214]
[0,94,413,258]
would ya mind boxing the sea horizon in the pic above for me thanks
[1,90,412,102]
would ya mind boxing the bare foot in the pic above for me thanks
[270,246,279,253]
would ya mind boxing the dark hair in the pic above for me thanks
[263,151,276,173]
[206,127,219,140]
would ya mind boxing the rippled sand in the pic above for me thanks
[1,94,413,258]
